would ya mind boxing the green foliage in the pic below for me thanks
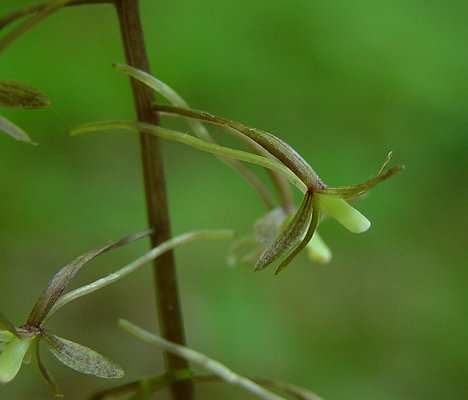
[1,1,466,400]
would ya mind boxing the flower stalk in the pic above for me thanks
[113,1,195,399]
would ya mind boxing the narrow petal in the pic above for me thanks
[0,115,36,144]
[275,193,320,274]
[113,64,279,209]
[27,229,152,326]
[319,152,404,199]
[255,193,313,271]
[319,195,370,233]
[34,339,63,397]
[153,104,324,190]
[47,230,234,318]
[41,331,124,379]
[70,121,306,192]
[0,336,34,383]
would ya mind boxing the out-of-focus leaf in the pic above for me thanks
[306,231,332,265]
[0,81,50,109]
[253,207,290,244]
[27,229,152,326]
[0,115,36,144]
[41,331,124,379]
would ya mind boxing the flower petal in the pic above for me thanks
[0,115,36,144]
[41,331,124,379]
[255,193,313,271]
[0,331,15,342]
[0,336,34,383]
[274,193,320,274]
[27,229,152,326]
[319,152,403,199]
[320,195,370,233]
[34,339,63,397]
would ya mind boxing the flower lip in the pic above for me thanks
[0,333,36,384]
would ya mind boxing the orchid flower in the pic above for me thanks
[71,65,403,274]
[0,228,233,395]
[0,230,152,394]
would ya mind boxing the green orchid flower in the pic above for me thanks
[148,105,401,274]
[0,228,234,395]
[0,230,153,395]
[71,64,403,275]
[227,192,365,269]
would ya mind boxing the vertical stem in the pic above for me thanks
[114,1,195,399]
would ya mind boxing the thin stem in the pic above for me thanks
[154,104,325,190]
[89,373,323,400]
[70,120,307,193]
[196,375,323,400]
[88,370,192,400]
[119,319,286,400]
[114,1,195,399]
[0,0,111,30]
[0,0,77,55]
[46,230,234,320]
[114,63,277,209]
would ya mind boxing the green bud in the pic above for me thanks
[0,81,50,109]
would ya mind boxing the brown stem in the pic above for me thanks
[114,1,194,399]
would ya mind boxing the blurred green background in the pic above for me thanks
[1,1,467,399]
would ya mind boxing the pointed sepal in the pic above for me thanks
[41,331,124,379]
[255,193,313,271]
[320,152,404,199]
[34,338,63,397]
[27,229,152,326]
[0,115,36,144]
